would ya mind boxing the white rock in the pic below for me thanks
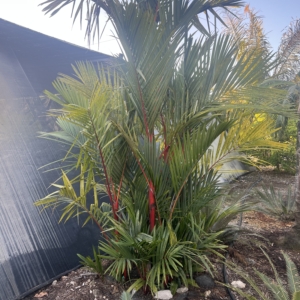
[204,290,211,298]
[52,280,57,286]
[176,287,188,294]
[154,290,173,299]
[93,289,100,297]
[70,281,76,286]
[231,280,246,289]
[131,289,137,296]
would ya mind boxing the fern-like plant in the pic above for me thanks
[77,246,104,277]
[229,249,300,300]
[121,291,132,300]
[255,184,296,220]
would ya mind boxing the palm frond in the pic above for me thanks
[40,0,245,44]
[275,19,300,80]
[282,251,300,294]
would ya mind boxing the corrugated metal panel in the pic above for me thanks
[0,30,104,300]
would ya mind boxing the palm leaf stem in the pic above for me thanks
[89,110,117,219]
[149,180,156,231]
[54,194,111,243]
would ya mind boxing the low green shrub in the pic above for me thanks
[77,246,104,277]
[255,184,296,221]
[250,119,297,174]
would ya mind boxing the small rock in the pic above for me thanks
[131,289,137,296]
[112,286,118,294]
[247,258,255,265]
[34,291,48,298]
[89,280,95,287]
[105,276,117,283]
[231,280,246,289]
[52,280,57,286]
[155,290,173,299]
[204,290,211,298]
[70,281,76,286]
[176,287,188,294]
[173,294,188,300]
[61,276,68,280]
[195,274,215,290]
[93,289,101,297]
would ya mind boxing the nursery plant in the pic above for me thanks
[36,0,294,294]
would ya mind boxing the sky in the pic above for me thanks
[0,0,299,55]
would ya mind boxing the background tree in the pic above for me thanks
[224,6,300,229]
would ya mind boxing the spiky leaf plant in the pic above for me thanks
[121,291,132,300]
[255,184,296,220]
[36,0,294,294]
[228,249,300,300]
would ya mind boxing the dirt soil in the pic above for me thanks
[23,170,300,300]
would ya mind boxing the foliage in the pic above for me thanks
[40,0,246,43]
[274,19,300,81]
[223,5,272,67]
[228,249,300,300]
[35,0,294,294]
[223,6,300,174]
[121,291,132,300]
[77,246,104,277]
[255,184,296,221]
[251,119,297,173]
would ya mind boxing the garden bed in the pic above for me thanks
[23,170,300,300]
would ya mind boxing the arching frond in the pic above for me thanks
[275,19,300,80]
[40,0,245,44]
